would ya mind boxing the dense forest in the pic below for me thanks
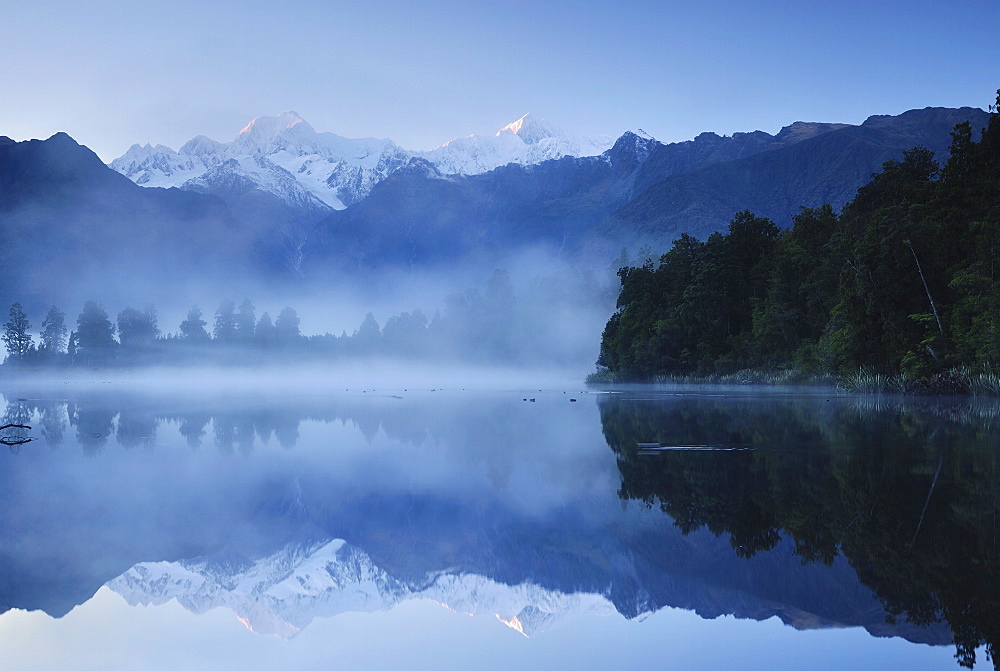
[596,92,1000,389]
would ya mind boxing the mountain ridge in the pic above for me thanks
[607,105,987,245]
[0,132,259,313]
[298,106,988,275]
[110,111,614,210]
[1,104,988,309]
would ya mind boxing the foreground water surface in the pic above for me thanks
[0,381,996,670]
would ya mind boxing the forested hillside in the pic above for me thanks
[597,93,1000,387]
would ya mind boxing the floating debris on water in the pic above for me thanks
[0,423,34,448]
[636,442,754,454]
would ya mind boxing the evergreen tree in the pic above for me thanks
[75,301,116,365]
[255,312,276,347]
[144,304,159,340]
[382,310,429,355]
[352,312,382,354]
[117,305,159,350]
[275,306,301,343]
[179,306,210,342]
[39,306,67,354]
[213,299,237,342]
[3,303,34,361]
[236,299,256,342]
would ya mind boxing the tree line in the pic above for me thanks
[1,268,603,368]
[1,299,305,367]
[597,90,1000,386]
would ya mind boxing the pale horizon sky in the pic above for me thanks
[3,0,999,162]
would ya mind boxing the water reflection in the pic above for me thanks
[599,391,1000,668]
[1,385,994,668]
[107,537,617,638]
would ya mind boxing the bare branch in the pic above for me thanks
[905,239,944,335]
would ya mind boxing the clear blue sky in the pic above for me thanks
[3,0,998,161]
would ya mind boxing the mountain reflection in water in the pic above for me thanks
[0,384,995,668]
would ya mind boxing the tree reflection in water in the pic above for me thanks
[599,391,1000,669]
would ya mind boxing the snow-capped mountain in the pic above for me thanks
[110,112,616,211]
[419,113,614,175]
[110,111,412,209]
[183,154,332,216]
[106,538,616,638]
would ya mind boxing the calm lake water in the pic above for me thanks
[0,380,995,670]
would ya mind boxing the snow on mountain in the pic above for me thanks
[498,113,559,144]
[110,112,410,209]
[182,154,334,218]
[109,112,617,211]
[179,134,228,158]
[609,129,661,165]
[109,143,209,188]
[106,538,617,638]
[421,113,614,175]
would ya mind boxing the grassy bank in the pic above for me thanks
[587,365,1000,396]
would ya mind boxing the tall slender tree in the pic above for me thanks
[353,312,381,354]
[236,299,256,342]
[39,306,67,354]
[213,300,237,342]
[3,303,34,361]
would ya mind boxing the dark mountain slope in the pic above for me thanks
[301,107,987,275]
[629,121,851,196]
[0,133,257,314]
[301,153,626,276]
[609,107,989,245]
[301,131,692,276]
[180,156,336,274]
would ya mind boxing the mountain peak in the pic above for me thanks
[240,110,309,136]
[496,113,559,145]
[46,131,79,146]
[235,112,318,156]
[179,135,226,157]
[612,129,660,151]
[608,129,660,170]
[279,109,305,123]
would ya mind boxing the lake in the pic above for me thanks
[0,379,995,670]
